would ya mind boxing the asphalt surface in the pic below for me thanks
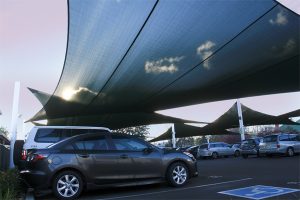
[37,155,300,200]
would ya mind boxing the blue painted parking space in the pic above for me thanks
[219,185,300,200]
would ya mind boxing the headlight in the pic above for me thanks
[183,152,194,159]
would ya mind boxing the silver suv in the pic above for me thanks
[197,142,240,159]
[259,133,300,157]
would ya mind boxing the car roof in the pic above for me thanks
[34,126,111,131]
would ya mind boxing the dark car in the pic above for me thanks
[21,132,198,199]
[184,145,199,158]
[240,138,261,158]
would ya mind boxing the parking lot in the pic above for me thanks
[37,155,300,200]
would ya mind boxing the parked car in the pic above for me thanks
[240,138,261,158]
[197,142,240,159]
[22,126,110,159]
[259,133,300,157]
[185,145,199,158]
[21,132,198,199]
[176,146,191,152]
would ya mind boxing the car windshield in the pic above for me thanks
[263,135,278,143]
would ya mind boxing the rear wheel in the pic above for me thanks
[52,170,83,200]
[166,162,189,187]
[212,152,218,159]
[287,147,294,157]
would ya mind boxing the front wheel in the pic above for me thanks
[234,150,240,157]
[52,170,83,200]
[167,162,189,187]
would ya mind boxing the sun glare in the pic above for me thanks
[62,87,76,101]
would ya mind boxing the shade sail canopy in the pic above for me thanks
[149,103,299,142]
[150,124,239,142]
[30,0,299,125]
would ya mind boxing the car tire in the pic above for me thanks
[234,150,240,157]
[52,170,83,200]
[242,154,248,159]
[212,152,218,159]
[286,147,294,157]
[166,162,189,187]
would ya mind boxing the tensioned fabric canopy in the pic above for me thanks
[29,0,299,126]
[149,102,299,142]
[149,124,239,143]
[28,88,197,129]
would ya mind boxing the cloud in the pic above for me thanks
[196,40,216,69]
[61,87,97,101]
[269,10,288,26]
[271,38,296,57]
[145,56,184,74]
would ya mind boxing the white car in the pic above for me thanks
[23,126,111,151]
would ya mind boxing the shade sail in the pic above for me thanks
[29,0,299,124]
[149,124,239,142]
[45,112,197,130]
[149,103,299,142]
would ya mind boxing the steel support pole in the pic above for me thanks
[171,124,176,148]
[9,81,20,168]
[237,99,245,141]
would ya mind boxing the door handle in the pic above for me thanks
[120,154,128,159]
[78,154,90,158]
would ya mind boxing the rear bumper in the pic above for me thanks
[20,170,51,189]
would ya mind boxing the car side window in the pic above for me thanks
[111,136,148,151]
[35,128,62,143]
[72,135,109,150]
[289,135,297,141]
[279,135,290,141]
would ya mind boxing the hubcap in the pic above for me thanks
[57,175,79,197]
[172,166,187,184]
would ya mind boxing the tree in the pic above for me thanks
[0,126,9,136]
[113,125,150,140]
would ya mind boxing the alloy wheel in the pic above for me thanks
[57,174,80,198]
[172,166,187,185]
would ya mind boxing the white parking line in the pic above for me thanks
[96,178,253,200]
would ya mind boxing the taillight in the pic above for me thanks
[277,144,280,148]
[21,149,27,160]
[27,154,48,162]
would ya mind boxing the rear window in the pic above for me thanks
[200,144,208,149]
[34,128,107,143]
[242,140,255,145]
[263,135,278,143]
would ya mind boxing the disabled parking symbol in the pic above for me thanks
[219,185,300,199]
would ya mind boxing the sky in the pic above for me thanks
[0,0,299,140]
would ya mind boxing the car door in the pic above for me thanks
[111,135,163,179]
[71,134,122,184]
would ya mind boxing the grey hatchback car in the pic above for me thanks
[21,132,198,199]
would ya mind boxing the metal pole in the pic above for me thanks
[237,99,245,141]
[171,124,176,148]
[9,81,20,168]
